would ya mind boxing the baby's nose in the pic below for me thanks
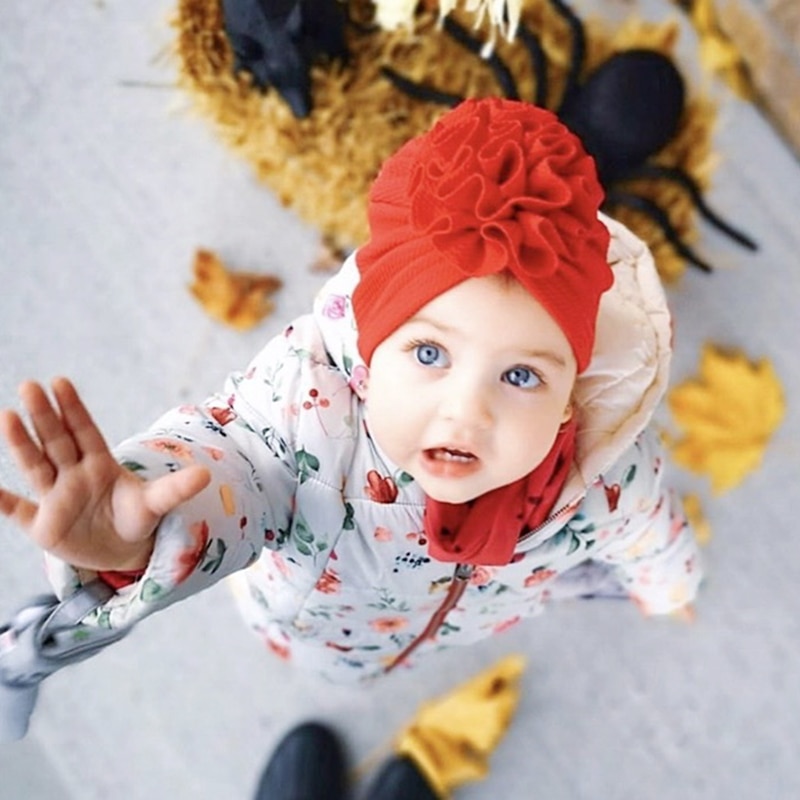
[439,378,493,429]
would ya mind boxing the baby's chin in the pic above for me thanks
[413,475,502,505]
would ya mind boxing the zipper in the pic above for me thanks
[384,563,474,674]
[516,491,587,545]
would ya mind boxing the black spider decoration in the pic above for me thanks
[221,0,348,118]
[381,0,757,272]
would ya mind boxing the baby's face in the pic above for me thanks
[364,274,577,504]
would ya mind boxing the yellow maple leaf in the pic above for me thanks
[394,655,525,798]
[667,344,785,493]
[189,249,282,331]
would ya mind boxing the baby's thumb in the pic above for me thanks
[142,465,212,519]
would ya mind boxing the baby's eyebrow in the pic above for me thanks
[519,349,569,369]
[405,315,453,334]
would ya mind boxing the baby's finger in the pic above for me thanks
[0,486,38,530]
[18,381,79,469]
[142,465,212,519]
[0,409,57,493]
[51,378,109,458]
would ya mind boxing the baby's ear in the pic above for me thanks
[561,400,574,424]
[349,364,370,400]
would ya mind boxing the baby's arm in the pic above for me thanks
[40,327,312,629]
[592,428,703,615]
[0,378,211,572]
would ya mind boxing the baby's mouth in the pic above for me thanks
[424,447,478,463]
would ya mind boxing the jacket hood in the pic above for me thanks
[312,213,672,490]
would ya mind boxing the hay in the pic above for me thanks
[174,0,719,281]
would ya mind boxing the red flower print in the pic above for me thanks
[175,520,210,584]
[374,526,393,542]
[369,616,408,633]
[210,406,236,426]
[321,294,347,319]
[604,482,621,512]
[470,566,495,587]
[264,633,291,661]
[493,616,521,634]
[315,568,342,595]
[302,388,330,411]
[144,438,193,461]
[524,567,557,588]
[365,470,399,503]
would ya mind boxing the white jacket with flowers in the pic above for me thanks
[47,215,702,683]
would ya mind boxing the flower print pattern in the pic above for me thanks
[75,290,700,681]
[374,526,393,542]
[493,616,521,635]
[175,520,210,584]
[469,566,495,587]
[525,567,557,588]
[321,294,347,319]
[316,568,342,594]
[210,406,237,427]
[143,438,194,461]
[364,470,398,503]
[369,616,408,633]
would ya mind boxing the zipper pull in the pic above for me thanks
[454,563,474,581]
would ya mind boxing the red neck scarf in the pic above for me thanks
[423,419,577,566]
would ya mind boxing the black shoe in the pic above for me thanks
[363,756,439,800]
[254,721,348,800]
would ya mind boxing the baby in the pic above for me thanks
[0,98,701,685]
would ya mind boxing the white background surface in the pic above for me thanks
[1,1,799,798]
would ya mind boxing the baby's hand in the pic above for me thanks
[0,378,210,572]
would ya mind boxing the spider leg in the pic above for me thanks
[516,23,548,107]
[380,66,462,107]
[547,0,586,112]
[604,189,713,272]
[441,17,520,100]
[619,164,758,250]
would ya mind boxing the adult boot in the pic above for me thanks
[253,721,348,800]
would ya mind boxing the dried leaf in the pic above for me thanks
[189,249,281,331]
[668,344,785,493]
[394,655,525,798]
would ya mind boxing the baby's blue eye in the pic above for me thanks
[503,366,541,389]
[415,344,447,367]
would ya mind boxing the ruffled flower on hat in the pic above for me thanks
[407,98,606,281]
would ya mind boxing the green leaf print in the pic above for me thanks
[289,514,328,560]
[297,541,312,556]
[295,519,314,543]
[295,448,320,484]
[120,460,146,473]
[342,502,355,531]
[201,539,228,575]
[396,471,415,487]
[140,578,166,603]
[623,464,637,487]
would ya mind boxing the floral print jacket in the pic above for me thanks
[47,216,702,683]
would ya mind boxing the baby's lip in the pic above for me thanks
[423,445,479,462]
[420,445,481,478]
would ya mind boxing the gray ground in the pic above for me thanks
[1,2,799,798]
